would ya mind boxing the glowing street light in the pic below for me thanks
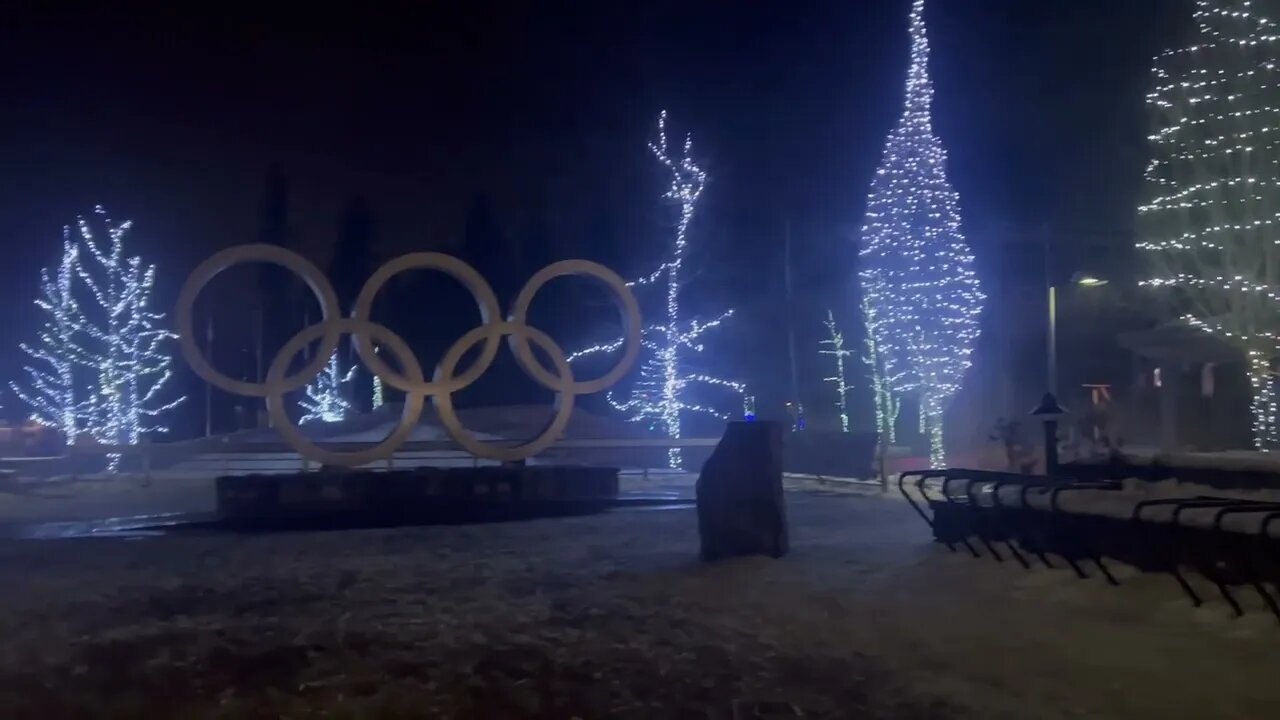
[1071,273,1109,288]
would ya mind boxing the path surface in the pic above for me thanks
[0,489,1275,718]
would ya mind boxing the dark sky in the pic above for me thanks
[0,0,1183,435]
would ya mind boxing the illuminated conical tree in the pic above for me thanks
[857,0,984,468]
[1138,0,1280,449]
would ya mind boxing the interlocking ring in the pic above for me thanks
[175,244,642,467]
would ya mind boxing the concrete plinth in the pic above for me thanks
[216,465,620,527]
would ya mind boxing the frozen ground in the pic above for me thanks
[0,482,1276,718]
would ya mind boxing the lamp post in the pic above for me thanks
[1047,272,1108,396]
[1036,271,1108,476]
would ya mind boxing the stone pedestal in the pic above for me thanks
[696,421,788,560]
[216,465,620,528]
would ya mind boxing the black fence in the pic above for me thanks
[899,468,1280,623]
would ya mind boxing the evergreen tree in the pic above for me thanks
[331,196,377,410]
[332,197,377,314]
[256,168,292,381]
[462,195,518,304]
[1138,0,1280,449]
[857,0,984,467]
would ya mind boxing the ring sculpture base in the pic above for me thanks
[216,465,620,529]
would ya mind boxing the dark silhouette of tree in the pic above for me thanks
[462,195,519,306]
[330,196,378,410]
[251,168,294,427]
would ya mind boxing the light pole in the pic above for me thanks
[1047,272,1109,396]
[1036,271,1108,476]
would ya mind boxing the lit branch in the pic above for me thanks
[572,111,742,468]
[299,351,357,424]
[819,310,853,433]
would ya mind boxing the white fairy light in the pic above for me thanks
[371,345,384,410]
[572,111,742,468]
[860,296,899,444]
[299,350,356,424]
[1139,0,1280,449]
[72,206,185,470]
[857,0,983,468]
[819,310,853,432]
[10,229,93,441]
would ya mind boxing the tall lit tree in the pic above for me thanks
[857,0,984,468]
[299,351,356,424]
[11,230,92,440]
[571,111,743,468]
[1138,0,1280,449]
[75,207,184,462]
[819,310,853,432]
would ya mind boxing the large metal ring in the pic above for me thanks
[266,318,425,468]
[175,244,341,397]
[350,252,503,395]
[432,322,575,462]
[176,246,642,465]
[507,260,643,395]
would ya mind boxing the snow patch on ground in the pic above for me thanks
[0,490,1275,717]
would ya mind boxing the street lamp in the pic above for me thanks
[1038,271,1109,475]
[1073,274,1108,288]
[1046,272,1110,397]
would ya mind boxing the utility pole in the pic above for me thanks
[784,221,804,430]
[205,314,214,437]
[1043,224,1057,397]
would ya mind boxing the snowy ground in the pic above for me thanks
[0,480,1276,718]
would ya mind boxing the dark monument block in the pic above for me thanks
[696,421,788,560]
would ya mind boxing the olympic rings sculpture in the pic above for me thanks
[175,244,642,467]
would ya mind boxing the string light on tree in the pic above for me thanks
[857,0,983,468]
[860,296,899,444]
[74,207,185,469]
[819,310,853,432]
[570,111,743,468]
[1138,0,1280,449]
[11,229,92,441]
[299,351,356,424]
[371,345,384,410]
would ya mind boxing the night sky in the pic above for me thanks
[0,1,1183,438]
